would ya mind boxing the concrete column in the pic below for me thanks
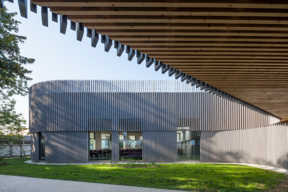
[95,132,102,150]
[31,132,40,162]
[112,131,119,162]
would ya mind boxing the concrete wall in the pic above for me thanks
[45,132,88,163]
[201,123,288,169]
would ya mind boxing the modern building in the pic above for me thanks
[29,80,288,169]
[2,0,288,169]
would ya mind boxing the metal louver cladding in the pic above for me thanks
[177,118,200,131]
[29,80,280,133]
[201,121,288,169]
[88,119,112,131]
[119,119,142,131]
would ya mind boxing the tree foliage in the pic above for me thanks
[0,6,34,164]
[0,6,34,95]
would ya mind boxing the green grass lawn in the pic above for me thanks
[0,158,286,192]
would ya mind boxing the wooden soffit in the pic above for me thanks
[32,0,288,120]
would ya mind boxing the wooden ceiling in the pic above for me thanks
[32,0,288,120]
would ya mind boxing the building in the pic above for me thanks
[2,0,288,169]
[29,80,288,169]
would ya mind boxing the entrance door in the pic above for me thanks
[177,131,200,160]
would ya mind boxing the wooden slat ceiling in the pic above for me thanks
[32,0,288,120]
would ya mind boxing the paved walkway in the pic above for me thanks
[0,175,185,192]
[26,160,288,175]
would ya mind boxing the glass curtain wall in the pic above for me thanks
[39,132,45,160]
[89,131,112,160]
[177,131,200,160]
[119,131,142,160]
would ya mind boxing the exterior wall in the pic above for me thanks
[201,123,288,169]
[29,80,283,164]
[143,131,177,162]
[31,133,39,162]
[112,132,119,162]
[45,132,88,163]
[29,80,279,133]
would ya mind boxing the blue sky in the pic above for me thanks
[4,1,173,127]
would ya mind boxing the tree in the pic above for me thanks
[0,6,35,164]
[3,110,28,159]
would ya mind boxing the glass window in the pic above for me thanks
[90,139,95,150]
[129,136,135,140]
[101,140,109,149]
[177,131,200,161]
[39,132,45,160]
[101,134,110,140]
[89,132,112,161]
[119,132,142,160]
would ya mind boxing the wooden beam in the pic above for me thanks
[166,63,288,65]
[51,7,288,17]
[145,52,288,56]
[32,1,288,9]
[150,56,288,59]
[84,23,288,31]
[68,16,288,25]
[96,31,288,37]
[161,59,288,63]
[171,66,288,69]
[126,42,288,47]
[107,37,288,43]
[135,47,288,51]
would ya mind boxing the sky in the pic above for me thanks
[4,1,173,127]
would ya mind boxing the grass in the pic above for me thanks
[0,158,286,192]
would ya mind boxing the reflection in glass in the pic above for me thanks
[177,131,200,160]
[89,132,112,160]
[119,131,142,160]
[39,132,45,160]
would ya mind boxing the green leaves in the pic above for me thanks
[0,6,34,95]
[0,6,34,162]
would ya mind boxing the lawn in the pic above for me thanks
[0,158,286,192]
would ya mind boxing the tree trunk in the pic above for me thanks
[20,144,26,158]
[0,157,7,164]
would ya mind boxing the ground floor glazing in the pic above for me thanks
[88,131,200,161]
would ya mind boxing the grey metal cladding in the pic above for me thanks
[18,0,28,18]
[45,132,88,163]
[30,2,37,13]
[201,123,288,169]
[31,133,40,162]
[143,131,177,162]
[41,7,48,27]
[76,23,84,41]
[52,12,58,22]
[70,21,76,31]
[29,80,279,133]
[112,131,119,162]
[60,15,67,34]
[91,29,99,47]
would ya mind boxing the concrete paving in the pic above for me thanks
[26,160,288,175]
[0,175,185,192]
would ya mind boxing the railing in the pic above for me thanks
[0,144,31,157]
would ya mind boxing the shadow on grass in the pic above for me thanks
[1,158,286,192]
